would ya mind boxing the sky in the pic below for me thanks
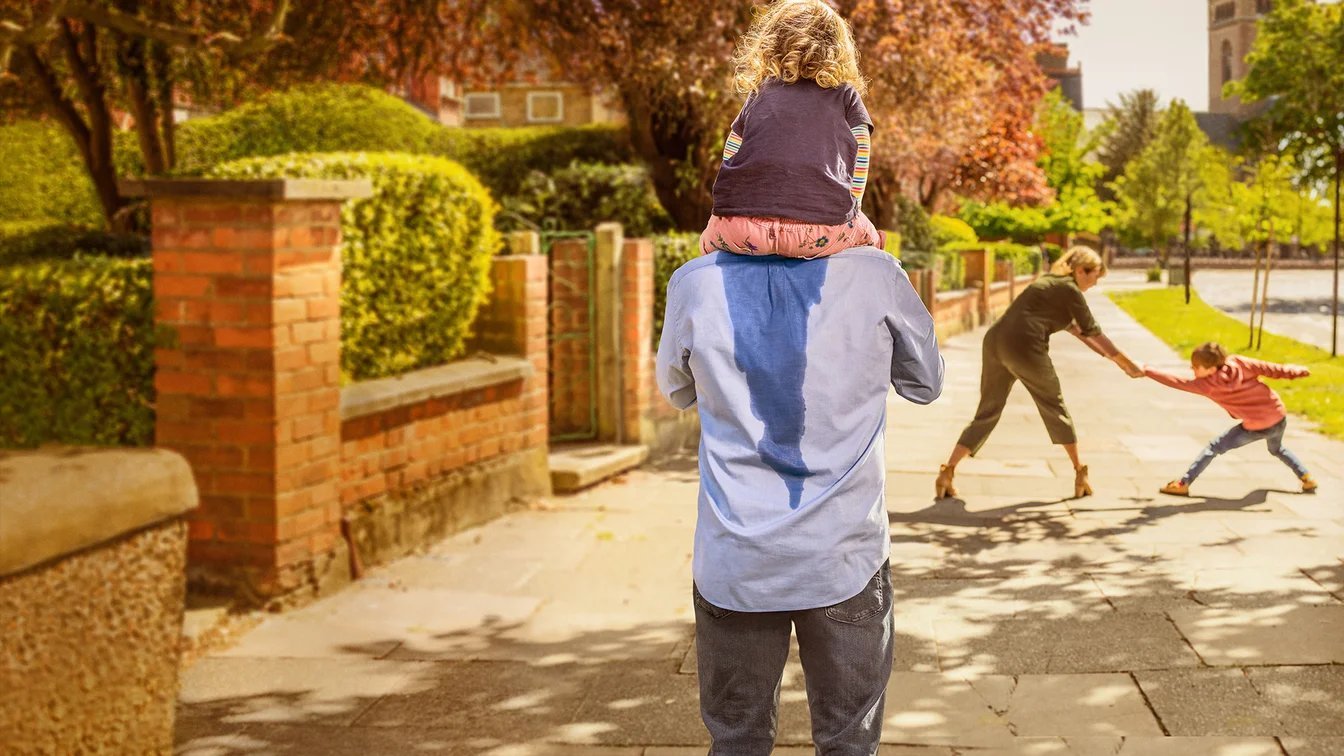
[1064,0,1209,112]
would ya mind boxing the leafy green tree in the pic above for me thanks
[1113,100,1218,300]
[1095,88,1161,200]
[1035,88,1114,235]
[1227,0,1344,354]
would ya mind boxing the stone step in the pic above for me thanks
[549,443,649,493]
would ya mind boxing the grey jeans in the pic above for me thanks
[692,560,893,755]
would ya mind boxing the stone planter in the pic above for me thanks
[0,448,198,754]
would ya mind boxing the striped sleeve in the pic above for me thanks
[850,125,870,201]
[722,130,743,162]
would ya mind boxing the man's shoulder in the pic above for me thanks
[669,248,903,289]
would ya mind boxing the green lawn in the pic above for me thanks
[1109,287,1344,441]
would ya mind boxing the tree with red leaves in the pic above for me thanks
[505,0,1087,229]
[0,0,492,228]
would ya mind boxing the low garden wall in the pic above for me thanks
[134,178,551,607]
[0,448,197,753]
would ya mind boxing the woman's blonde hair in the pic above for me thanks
[1050,246,1107,277]
[731,0,866,96]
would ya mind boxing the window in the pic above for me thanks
[1221,40,1235,86]
[463,92,501,119]
[526,92,564,123]
[1214,2,1235,22]
[1255,0,1272,14]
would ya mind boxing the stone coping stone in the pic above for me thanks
[0,447,197,577]
[118,177,373,201]
[340,355,533,421]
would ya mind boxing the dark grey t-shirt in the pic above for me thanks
[711,79,873,225]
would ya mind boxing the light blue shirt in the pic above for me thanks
[656,248,944,612]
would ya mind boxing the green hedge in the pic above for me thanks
[123,84,440,177]
[0,220,148,266]
[0,121,103,226]
[0,257,157,447]
[431,124,633,199]
[930,214,978,247]
[500,162,672,237]
[209,151,498,382]
[652,232,701,347]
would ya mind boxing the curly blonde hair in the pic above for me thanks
[731,0,866,96]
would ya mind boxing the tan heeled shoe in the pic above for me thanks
[935,465,958,499]
[1074,465,1093,498]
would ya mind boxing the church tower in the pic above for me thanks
[1208,0,1273,115]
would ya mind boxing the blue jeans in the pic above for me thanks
[692,560,893,755]
[1183,417,1309,484]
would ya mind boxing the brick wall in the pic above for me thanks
[548,238,595,438]
[146,182,359,603]
[338,256,550,567]
[620,239,654,444]
[143,180,550,605]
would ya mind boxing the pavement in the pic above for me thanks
[1189,269,1343,353]
[176,278,1344,756]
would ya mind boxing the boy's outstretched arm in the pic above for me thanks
[886,268,944,405]
[1235,355,1311,380]
[1142,364,1209,395]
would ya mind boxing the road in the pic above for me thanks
[1192,268,1342,352]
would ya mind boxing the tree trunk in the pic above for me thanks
[623,95,713,232]
[1183,192,1193,305]
[1332,150,1341,357]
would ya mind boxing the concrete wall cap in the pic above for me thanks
[0,448,198,577]
[341,355,534,421]
[118,178,374,201]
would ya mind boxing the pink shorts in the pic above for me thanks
[700,212,884,259]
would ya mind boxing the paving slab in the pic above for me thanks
[1245,666,1344,736]
[994,675,1163,737]
[217,586,543,660]
[1133,668,1286,736]
[1280,737,1344,756]
[941,736,1122,754]
[178,656,436,727]
[879,672,1015,747]
[1169,606,1344,666]
[935,613,1199,675]
[1113,737,1283,755]
[351,661,596,742]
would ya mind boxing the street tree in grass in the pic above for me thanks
[1113,100,1218,303]
[1226,0,1344,355]
[1094,89,1160,201]
[1035,88,1114,236]
[0,0,493,230]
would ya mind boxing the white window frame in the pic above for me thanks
[463,92,501,119]
[526,91,564,124]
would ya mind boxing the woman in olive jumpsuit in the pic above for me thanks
[936,247,1142,499]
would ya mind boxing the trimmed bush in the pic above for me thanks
[121,84,441,177]
[431,124,633,199]
[930,214,978,248]
[652,232,701,347]
[209,151,498,382]
[500,162,672,237]
[893,195,935,254]
[0,121,103,226]
[0,257,157,447]
[0,220,148,266]
[958,201,1051,243]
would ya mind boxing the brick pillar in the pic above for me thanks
[473,255,551,454]
[619,239,654,444]
[130,178,371,605]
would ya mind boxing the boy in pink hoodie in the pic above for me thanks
[1145,341,1317,496]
